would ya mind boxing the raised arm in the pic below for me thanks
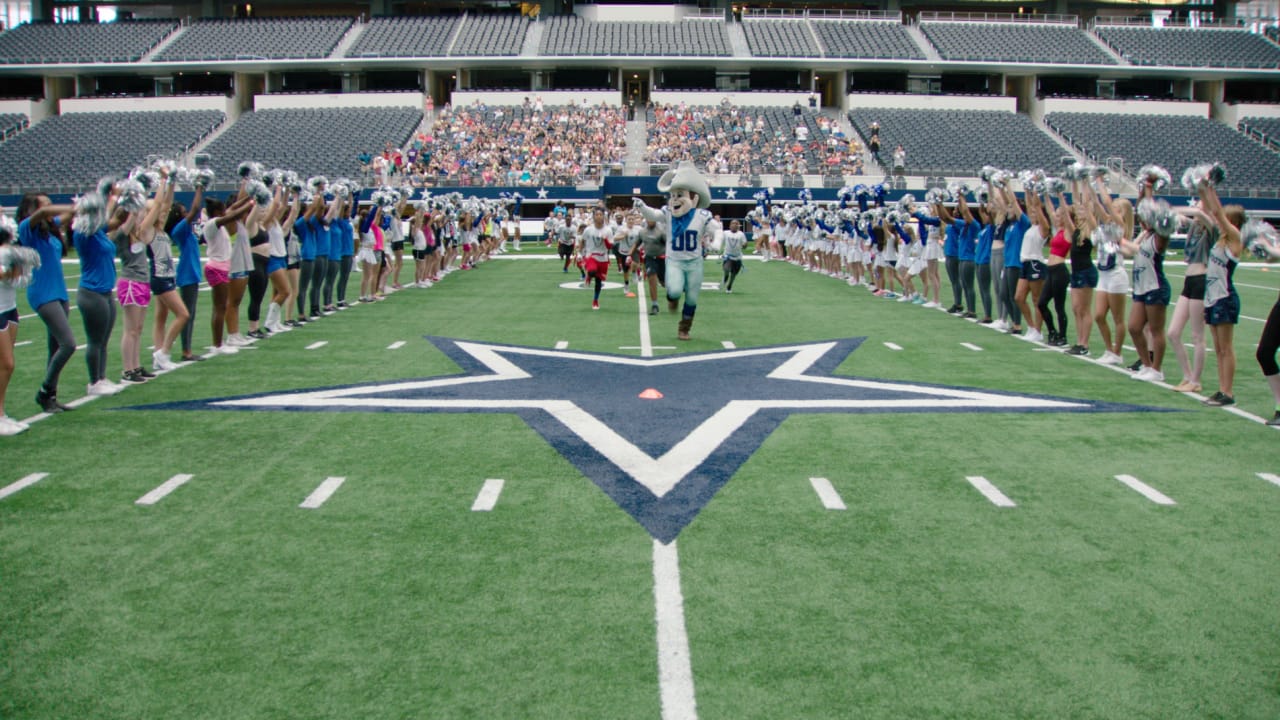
[1197,181,1243,256]
[632,197,665,225]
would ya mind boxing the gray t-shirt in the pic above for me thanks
[118,235,151,283]
[638,224,667,257]
[150,231,176,279]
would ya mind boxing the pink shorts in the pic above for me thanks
[204,263,230,287]
[116,279,152,307]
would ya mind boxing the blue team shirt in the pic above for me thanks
[943,222,960,258]
[74,228,117,293]
[336,218,354,258]
[1003,214,1030,269]
[17,217,68,308]
[171,218,202,287]
[295,218,316,261]
[315,221,332,259]
[975,222,994,265]
[958,219,978,262]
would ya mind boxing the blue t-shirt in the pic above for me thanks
[336,218,354,258]
[171,218,202,287]
[295,218,316,261]
[17,217,68,308]
[943,222,959,258]
[975,222,994,265]
[315,221,332,259]
[327,219,346,261]
[74,228,117,294]
[1003,213,1030,269]
[958,219,978,262]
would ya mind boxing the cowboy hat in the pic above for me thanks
[657,160,712,209]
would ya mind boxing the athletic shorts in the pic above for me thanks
[723,258,742,275]
[230,270,250,280]
[287,261,300,271]
[391,241,405,252]
[204,263,230,287]
[0,307,19,332]
[558,243,574,259]
[584,257,609,281]
[614,250,631,268]
[1096,267,1129,295]
[1180,273,1207,301]
[149,276,177,295]
[116,278,152,307]
[645,257,666,283]
[1133,281,1171,307]
[1021,259,1046,282]
[412,249,429,261]
[267,256,288,275]
[1069,266,1098,289]
[1205,291,1240,326]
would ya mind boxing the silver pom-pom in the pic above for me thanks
[173,166,193,188]
[116,179,147,213]
[308,176,328,193]
[192,168,215,190]
[96,176,117,199]
[1137,165,1171,192]
[285,171,302,193]
[0,214,17,247]
[990,170,1011,187]
[129,167,161,193]
[974,184,991,205]
[71,192,107,236]
[0,243,40,286]
[897,194,916,213]
[1044,177,1068,196]
[1243,219,1278,260]
[1137,197,1177,238]
[238,161,264,180]
[1180,163,1226,191]
[979,165,999,183]
[246,179,271,205]
[924,188,945,205]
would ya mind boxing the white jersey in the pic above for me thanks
[722,230,746,259]
[581,224,612,262]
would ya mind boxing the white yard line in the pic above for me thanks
[809,477,847,510]
[965,476,1016,507]
[300,476,347,509]
[721,341,736,350]
[554,340,569,350]
[470,478,505,512]
[883,342,902,351]
[960,342,983,352]
[637,280,655,358]
[653,539,698,720]
[1256,472,1280,488]
[0,472,49,501]
[386,341,406,350]
[135,474,195,506]
[305,341,328,350]
[1114,474,1176,505]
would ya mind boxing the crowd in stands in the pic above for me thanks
[644,100,866,184]
[361,98,627,188]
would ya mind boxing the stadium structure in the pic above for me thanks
[0,0,1278,215]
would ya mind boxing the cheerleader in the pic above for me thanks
[1082,176,1132,365]
[0,216,40,433]
[1193,176,1245,406]
[73,186,122,393]
[264,185,300,333]
[1061,178,1098,356]
[1250,223,1280,425]
[294,193,321,322]
[1166,176,1212,392]
[1119,178,1173,383]
[357,201,384,302]
[15,193,74,413]
[282,196,302,327]
[169,179,207,360]
[148,176,191,370]
[1014,180,1050,343]
[116,175,171,382]
[917,193,945,309]
[1037,186,1072,347]
[409,202,430,287]
[335,197,357,308]
[972,199,995,323]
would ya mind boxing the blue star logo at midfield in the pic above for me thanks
[130,337,1168,542]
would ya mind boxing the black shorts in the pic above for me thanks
[0,307,18,332]
[391,240,405,252]
[1180,273,1207,301]
[1133,279,1172,307]
[287,261,300,271]
[558,243,574,259]
[1021,259,1046,282]
[412,249,429,260]
[723,258,743,274]
[149,277,177,294]
[645,257,666,284]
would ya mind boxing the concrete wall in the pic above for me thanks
[59,95,236,114]
[1220,102,1280,127]
[845,93,1017,112]
[578,4,695,21]
[1040,97,1209,117]
[252,91,422,110]
[651,91,810,107]
[449,90,619,107]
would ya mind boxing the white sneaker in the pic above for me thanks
[228,333,254,347]
[1146,369,1165,383]
[992,319,1008,332]
[216,343,238,355]
[1132,367,1158,381]
[1024,329,1044,344]
[1098,351,1122,365]
[152,350,176,371]
[87,379,123,396]
[923,301,939,309]
[0,415,27,435]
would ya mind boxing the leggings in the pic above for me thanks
[337,256,354,304]
[958,260,976,313]
[976,262,993,319]
[179,283,199,354]
[1038,263,1070,338]
[35,299,76,394]
[247,254,269,323]
[310,256,328,314]
[1257,297,1280,376]
[322,256,340,307]
[945,255,961,308]
[1002,265,1023,326]
[297,259,315,317]
[77,288,116,384]
[991,248,1006,321]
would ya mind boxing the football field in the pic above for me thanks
[2,253,1279,719]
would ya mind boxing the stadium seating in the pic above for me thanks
[154,17,354,61]
[0,110,224,191]
[741,20,820,57]
[646,105,838,174]
[538,16,730,56]
[0,19,177,63]
[1093,26,1280,68]
[812,20,925,60]
[1239,116,1280,150]
[0,113,29,141]
[451,14,530,56]
[199,107,422,187]
[345,16,458,58]
[1044,112,1280,192]
[920,22,1117,65]
[847,107,1068,177]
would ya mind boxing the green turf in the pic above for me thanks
[2,255,1278,719]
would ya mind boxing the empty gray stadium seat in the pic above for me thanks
[812,20,924,60]
[0,19,177,64]
[451,14,529,56]
[1094,26,1280,68]
[345,16,458,58]
[920,22,1116,65]
[538,17,729,57]
[155,17,354,61]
